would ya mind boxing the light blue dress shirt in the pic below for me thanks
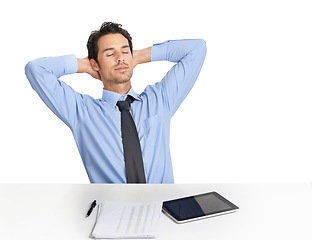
[25,39,207,183]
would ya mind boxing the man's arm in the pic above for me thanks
[123,40,206,117]
[150,39,207,116]
[25,55,85,129]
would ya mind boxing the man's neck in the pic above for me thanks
[103,81,131,95]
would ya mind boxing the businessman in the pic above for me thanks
[25,22,206,183]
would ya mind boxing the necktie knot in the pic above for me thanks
[117,96,134,112]
[117,100,130,112]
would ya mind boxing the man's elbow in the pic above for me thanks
[25,60,38,80]
[195,39,207,61]
[24,59,44,90]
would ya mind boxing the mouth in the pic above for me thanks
[114,65,129,71]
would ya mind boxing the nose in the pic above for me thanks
[116,52,124,64]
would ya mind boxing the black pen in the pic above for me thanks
[86,200,97,218]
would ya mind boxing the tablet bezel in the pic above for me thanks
[162,191,239,224]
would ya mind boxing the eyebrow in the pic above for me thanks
[103,45,130,53]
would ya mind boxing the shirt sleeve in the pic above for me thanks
[151,39,207,117]
[25,54,84,130]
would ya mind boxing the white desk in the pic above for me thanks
[0,183,312,240]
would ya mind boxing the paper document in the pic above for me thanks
[91,200,162,239]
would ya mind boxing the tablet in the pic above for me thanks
[162,191,239,224]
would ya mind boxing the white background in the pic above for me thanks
[0,0,311,183]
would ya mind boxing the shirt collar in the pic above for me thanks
[101,87,142,109]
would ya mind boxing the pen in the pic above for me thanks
[86,200,97,218]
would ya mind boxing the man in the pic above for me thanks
[25,22,206,183]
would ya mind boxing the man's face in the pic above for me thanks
[93,33,133,85]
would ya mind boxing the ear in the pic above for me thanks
[90,58,100,71]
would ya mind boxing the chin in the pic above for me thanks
[118,73,133,83]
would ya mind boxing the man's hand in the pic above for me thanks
[77,57,101,80]
[132,47,152,68]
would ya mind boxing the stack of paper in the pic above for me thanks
[91,200,163,239]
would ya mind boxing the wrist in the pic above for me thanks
[77,57,90,73]
[132,47,152,67]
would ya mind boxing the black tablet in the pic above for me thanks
[162,191,239,224]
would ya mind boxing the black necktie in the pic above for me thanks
[117,96,146,183]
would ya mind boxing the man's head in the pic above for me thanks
[87,22,134,93]
[87,22,133,62]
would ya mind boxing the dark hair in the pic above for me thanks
[87,22,133,63]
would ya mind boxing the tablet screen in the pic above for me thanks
[162,192,238,223]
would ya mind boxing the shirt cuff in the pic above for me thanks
[151,40,170,62]
[60,54,78,75]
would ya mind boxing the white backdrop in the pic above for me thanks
[0,0,311,183]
